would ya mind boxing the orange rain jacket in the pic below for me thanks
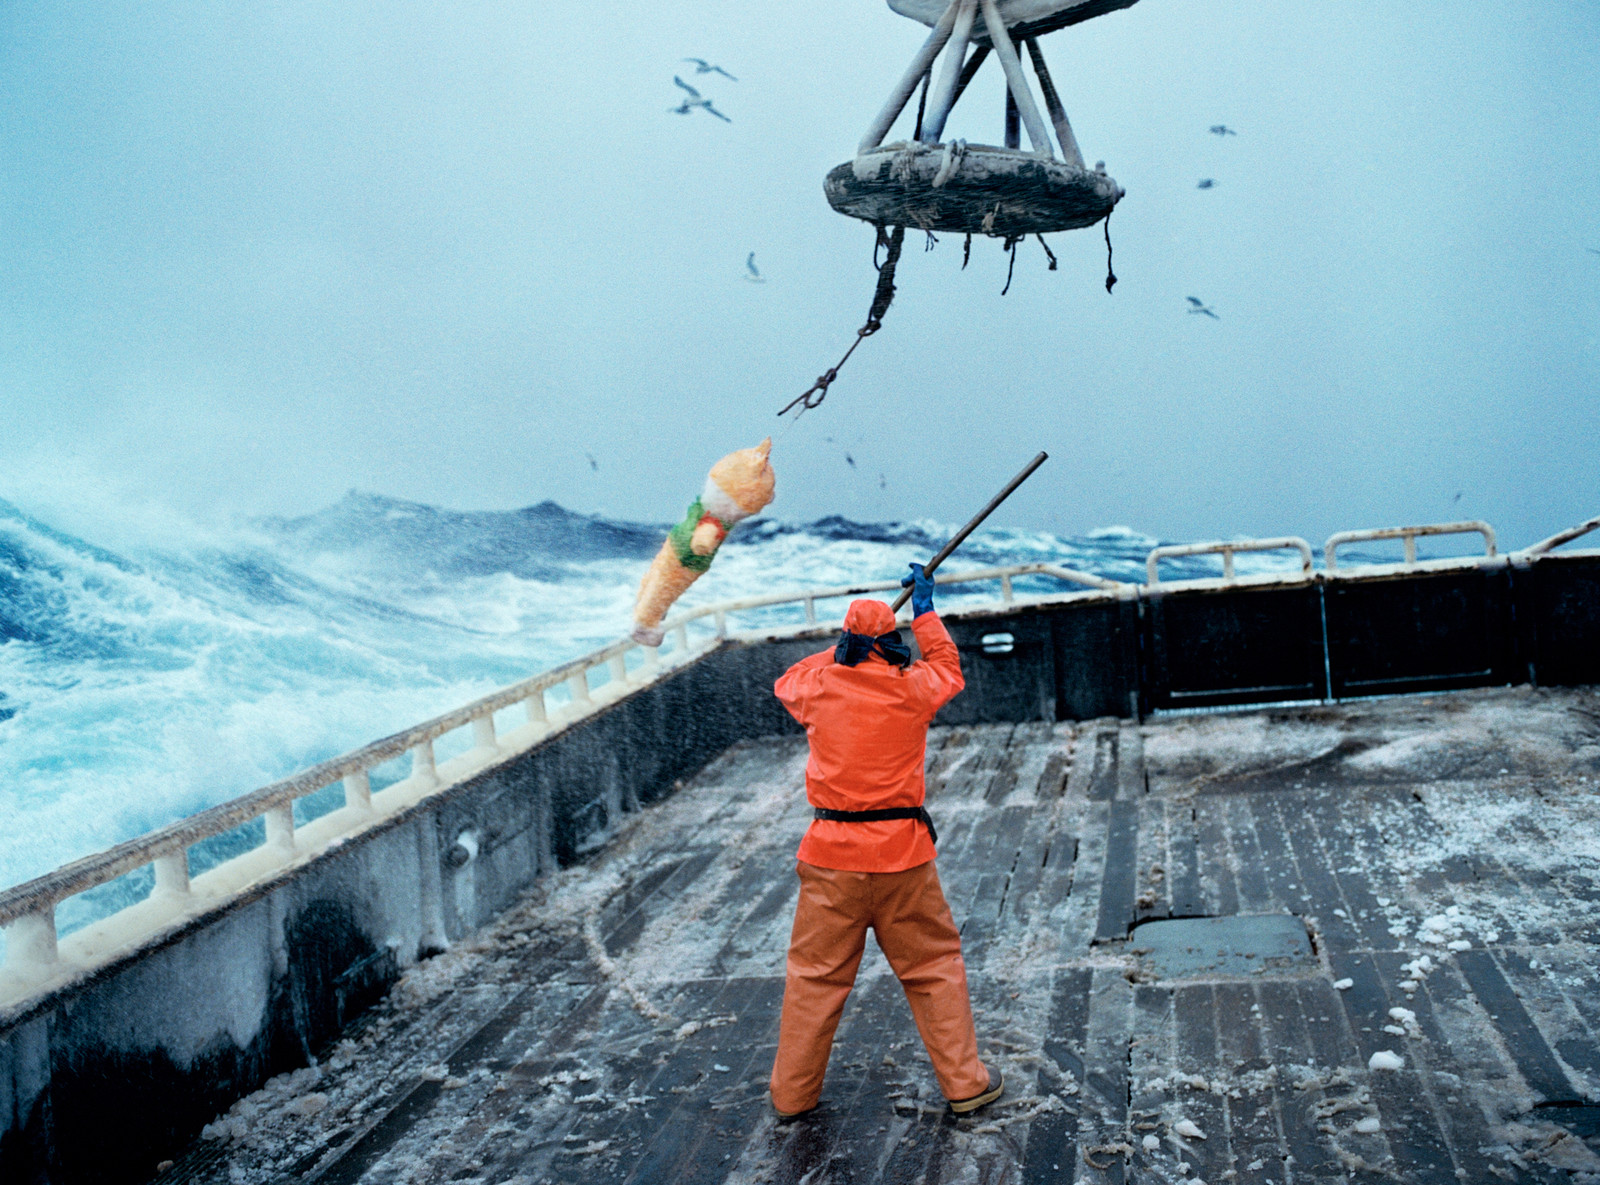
[774,601,965,873]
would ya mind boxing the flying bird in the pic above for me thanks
[844,453,856,469]
[1209,124,1237,136]
[586,453,599,472]
[1197,178,1216,189]
[669,76,731,121]
[879,473,887,490]
[1187,296,1219,319]
[1588,247,1600,256]
[744,252,765,283]
[683,58,738,81]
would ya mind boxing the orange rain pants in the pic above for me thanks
[769,859,988,1113]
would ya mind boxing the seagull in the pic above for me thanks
[1187,296,1219,319]
[1197,178,1216,189]
[1452,491,1462,504]
[669,76,731,121]
[683,58,737,81]
[744,252,765,283]
[1209,124,1237,136]
[586,453,599,471]
[844,453,856,469]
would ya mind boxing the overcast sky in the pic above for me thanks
[2,0,1597,550]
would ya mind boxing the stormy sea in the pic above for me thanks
[0,491,1319,934]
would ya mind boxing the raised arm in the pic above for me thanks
[904,563,964,715]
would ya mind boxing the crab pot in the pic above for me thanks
[825,140,1122,237]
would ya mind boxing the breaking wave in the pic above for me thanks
[0,491,1300,896]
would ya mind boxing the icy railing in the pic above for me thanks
[1143,514,1600,585]
[1516,514,1600,558]
[0,560,1120,991]
[1146,519,1536,587]
[1146,537,1314,585]
[1325,520,1496,570]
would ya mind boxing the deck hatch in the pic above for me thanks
[1132,914,1315,980]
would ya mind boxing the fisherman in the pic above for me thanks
[769,562,1003,1119]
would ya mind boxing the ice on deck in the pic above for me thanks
[164,686,1600,1184]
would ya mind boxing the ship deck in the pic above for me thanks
[167,686,1600,1185]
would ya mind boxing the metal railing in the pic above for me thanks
[665,561,1123,632]
[1516,514,1600,558]
[1324,520,1496,570]
[0,641,651,971]
[0,560,1119,986]
[1145,537,1314,585]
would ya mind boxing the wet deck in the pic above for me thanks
[168,686,1600,1184]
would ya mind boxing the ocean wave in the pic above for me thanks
[0,490,1318,898]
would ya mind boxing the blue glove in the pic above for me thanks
[901,562,936,617]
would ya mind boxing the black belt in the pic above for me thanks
[812,806,938,845]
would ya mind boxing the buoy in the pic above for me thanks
[825,0,1134,237]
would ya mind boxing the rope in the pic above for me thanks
[867,223,905,323]
[1103,209,1117,293]
[1000,234,1022,295]
[962,233,972,270]
[1036,234,1058,271]
[778,225,906,418]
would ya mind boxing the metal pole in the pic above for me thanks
[978,0,1054,158]
[943,45,991,125]
[1024,37,1085,170]
[920,0,980,144]
[858,0,962,153]
[891,452,1049,611]
[922,47,989,146]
